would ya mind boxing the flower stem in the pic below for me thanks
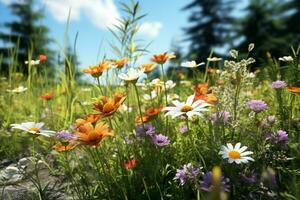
[134,84,144,128]
[96,77,104,95]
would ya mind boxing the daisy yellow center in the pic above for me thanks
[181,105,193,112]
[103,101,115,113]
[228,150,240,159]
[28,127,40,133]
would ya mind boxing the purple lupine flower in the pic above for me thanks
[151,134,170,147]
[277,130,288,142]
[56,130,78,141]
[200,172,230,192]
[270,80,286,89]
[242,171,257,184]
[174,163,201,185]
[246,100,268,113]
[135,123,155,137]
[211,110,231,123]
[179,125,188,134]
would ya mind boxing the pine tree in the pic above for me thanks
[183,0,234,63]
[0,0,54,75]
[285,0,300,45]
[236,0,290,60]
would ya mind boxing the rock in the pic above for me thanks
[0,166,23,184]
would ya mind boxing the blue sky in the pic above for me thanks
[0,0,192,70]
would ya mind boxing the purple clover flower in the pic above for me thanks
[277,130,288,142]
[174,163,201,185]
[211,110,231,123]
[179,125,188,134]
[135,123,155,137]
[200,171,230,193]
[56,130,78,141]
[151,134,170,147]
[246,100,268,113]
[270,80,286,89]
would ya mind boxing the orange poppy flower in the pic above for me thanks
[288,87,300,94]
[113,58,128,69]
[82,61,110,77]
[53,143,76,152]
[39,92,55,100]
[75,122,113,146]
[151,52,176,64]
[141,63,157,73]
[135,115,150,125]
[124,159,137,170]
[93,93,126,117]
[145,105,163,117]
[39,54,47,62]
[194,83,208,96]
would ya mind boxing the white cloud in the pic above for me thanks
[43,0,120,29]
[139,22,162,38]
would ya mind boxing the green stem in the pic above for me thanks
[96,77,104,95]
[134,84,144,128]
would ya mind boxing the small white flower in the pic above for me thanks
[219,143,254,164]
[207,57,222,62]
[181,60,205,68]
[229,49,239,59]
[150,78,164,87]
[6,86,27,93]
[11,122,55,137]
[165,80,176,90]
[118,68,144,82]
[163,94,211,119]
[179,80,192,86]
[248,43,255,52]
[279,56,293,62]
[25,60,40,65]
[143,90,157,100]
[119,104,133,113]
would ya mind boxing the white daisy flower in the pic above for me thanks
[6,86,27,93]
[143,90,157,100]
[162,94,211,119]
[118,68,144,82]
[279,56,293,62]
[11,122,55,137]
[181,60,205,68]
[219,143,254,164]
[150,78,164,87]
[207,57,222,62]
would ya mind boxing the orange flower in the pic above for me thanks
[93,93,126,117]
[204,93,217,104]
[75,114,101,128]
[39,54,47,62]
[141,63,157,73]
[124,159,137,170]
[82,61,110,77]
[151,52,176,64]
[113,58,128,69]
[145,105,163,117]
[53,143,76,152]
[288,87,300,94]
[194,83,208,96]
[39,92,55,100]
[207,67,216,74]
[75,122,113,146]
[135,115,150,125]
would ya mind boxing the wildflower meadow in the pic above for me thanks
[0,0,300,200]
